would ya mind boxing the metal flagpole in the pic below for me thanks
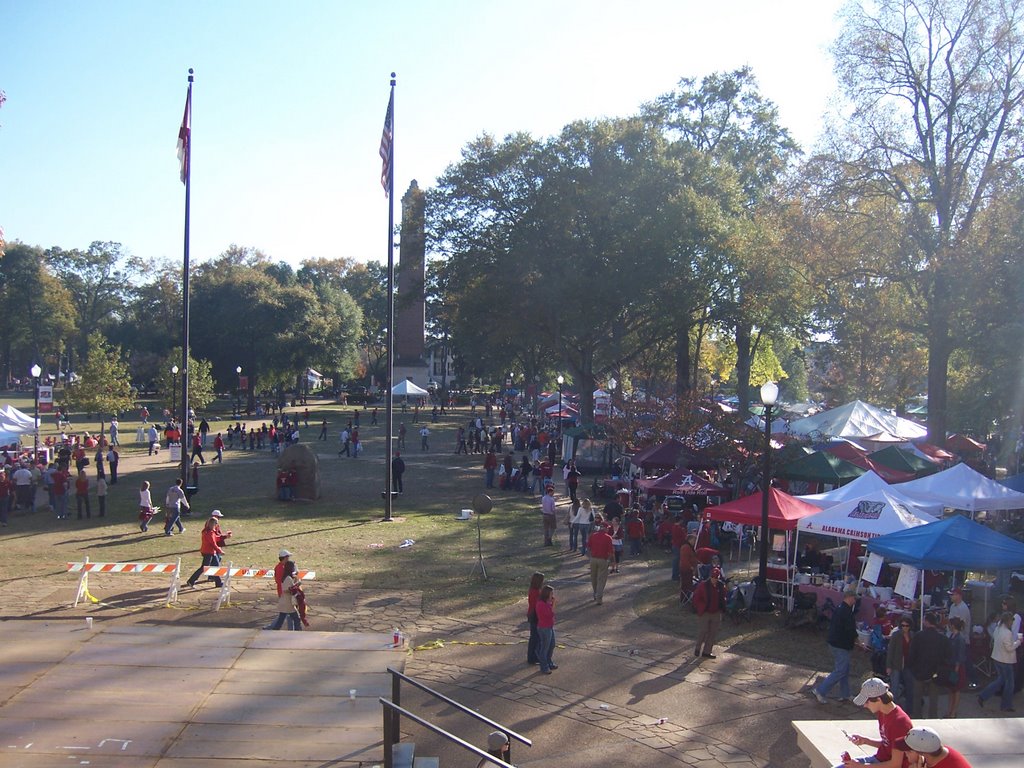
[180,68,194,489]
[382,73,396,522]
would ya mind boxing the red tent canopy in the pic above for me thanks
[636,467,726,497]
[946,434,986,455]
[705,487,821,531]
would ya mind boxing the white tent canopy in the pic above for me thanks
[796,470,944,518]
[0,404,37,434]
[391,380,430,397]
[895,462,1024,512]
[786,400,927,443]
[798,490,938,541]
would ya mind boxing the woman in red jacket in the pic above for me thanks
[185,511,231,588]
[535,585,557,674]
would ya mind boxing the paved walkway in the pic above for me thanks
[0,544,839,768]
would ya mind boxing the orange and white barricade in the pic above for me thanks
[206,562,316,610]
[66,556,182,607]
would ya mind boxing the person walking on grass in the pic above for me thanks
[811,586,858,704]
[163,478,189,536]
[540,485,557,546]
[977,611,1022,712]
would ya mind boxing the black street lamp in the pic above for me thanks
[556,374,564,440]
[171,365,179,424]
[235,366,242,417]
[751,381,779,612]
[30,363,42,463]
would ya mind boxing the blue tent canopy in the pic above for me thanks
[1000,473,1024,493]
[867,514,1024,571]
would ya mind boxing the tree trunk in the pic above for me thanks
[675,326,691,399]
[735,322,753,415]
[926,293,952,448]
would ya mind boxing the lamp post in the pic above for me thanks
[235,366,242,417]
[751,380,779,612]
[556,374,564,456]
[607,377,618,473]
[171,365,179,425]
[30,364,42,463]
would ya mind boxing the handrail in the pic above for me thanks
[380,699,513,768]
[386,666,531,747]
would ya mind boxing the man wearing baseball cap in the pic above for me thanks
[896,727,972,767]
[811,586,860,704]
[842,677,912,768]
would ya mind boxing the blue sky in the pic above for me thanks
[1,0,845,268]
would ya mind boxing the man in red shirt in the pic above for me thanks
[51,466,69,519]
[846,677,913,768]
[692,566,727,659]
[897,727,972,768]
[587,518,614,605]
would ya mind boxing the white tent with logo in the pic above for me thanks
[797,470,945,517]
[798,490,938,541]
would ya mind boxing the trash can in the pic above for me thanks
[185,486,198,502]
[169,443,181,462]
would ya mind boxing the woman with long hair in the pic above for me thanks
[978,611,1022,712]
[526,572,545,665]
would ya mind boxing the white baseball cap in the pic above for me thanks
[210,509,224,518]
[279,549,292,558]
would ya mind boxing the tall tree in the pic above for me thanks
[646,68,802,410]
[830,0,1024,443]
[63,331,136,435]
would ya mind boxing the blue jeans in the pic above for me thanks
[569,523,581,551]
[527,616,539,663]
[267,612,302,630]
[537,627,555,672]
[578,524,590,555]
[889,668,914,713]
[979,660,1015,710]
[816,645,852,699]
[485,468,495,488]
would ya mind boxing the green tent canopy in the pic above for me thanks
[868,445,939,477]
[774,451,866,484]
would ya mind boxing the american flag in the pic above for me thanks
[379,90,393,196]
[177,88,191,185]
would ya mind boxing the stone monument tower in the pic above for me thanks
[392,180,430,388]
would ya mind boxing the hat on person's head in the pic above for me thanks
[896,727,942,754]
[852,677,890,706]
[278,549,292,559]
[210,509,224,518]
[711,566,722,579]
[487,731,509,751]
[843,585,859,598]
[951,587,962,596]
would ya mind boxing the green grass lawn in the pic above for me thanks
[1,390,868,675]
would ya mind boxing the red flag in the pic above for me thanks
[379,90,393,196]
[177,88,191,184]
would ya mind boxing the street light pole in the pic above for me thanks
[556,375,564,459]
[235,366,242,417]
[751,381,779,612]
[30,364,42,464]
[171,365,179,425]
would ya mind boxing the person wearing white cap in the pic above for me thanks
[274,549,293,597]
[896,726,972,768]
[841,677,912,768]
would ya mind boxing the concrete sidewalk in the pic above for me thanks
[0,550,834,767]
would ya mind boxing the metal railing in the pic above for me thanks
[382,666,531,768]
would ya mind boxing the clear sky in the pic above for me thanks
[0,0,845,269]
